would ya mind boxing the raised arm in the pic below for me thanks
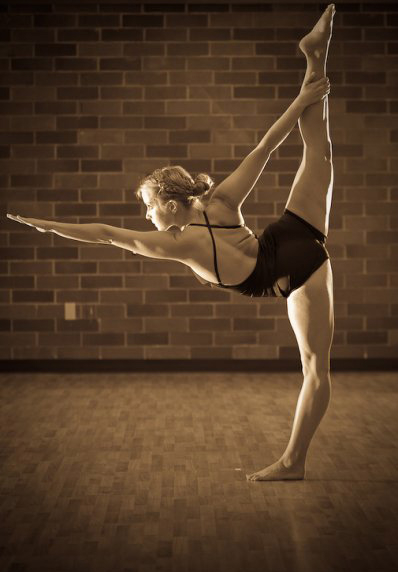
[212,75,330,210]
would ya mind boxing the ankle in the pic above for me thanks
[281,453,306,469]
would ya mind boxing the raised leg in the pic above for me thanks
[285,4,336,237]
[246,6,336,483]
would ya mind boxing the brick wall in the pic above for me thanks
[1,0,397,362]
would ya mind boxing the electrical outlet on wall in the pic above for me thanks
[64,303,76,320]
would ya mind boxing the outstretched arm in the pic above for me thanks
[212,75,330,210]
[6,214,184,261]
[7,214,111,244]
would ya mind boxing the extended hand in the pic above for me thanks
[7,214,53,233]
[298,73,330,107]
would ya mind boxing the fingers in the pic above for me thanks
[7,214,36,228]
[318,77,331,96]
[315,76,330,86]
[7,214,24,223]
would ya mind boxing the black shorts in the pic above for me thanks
[225,209,330,298]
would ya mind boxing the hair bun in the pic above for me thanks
[192,181,209,196]
[192,173,214,197]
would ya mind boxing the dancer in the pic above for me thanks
[7,5,336,481]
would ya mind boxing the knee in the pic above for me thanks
[323,140,332,162]
[301,353,331,383]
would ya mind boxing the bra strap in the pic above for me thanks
[203,211,223,286]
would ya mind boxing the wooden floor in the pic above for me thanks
[0,371,397,572]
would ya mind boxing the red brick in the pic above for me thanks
[346,101,387,114]
[256,42,296,56]
[215,332,257,345]
[127,333,168,345]
[233,318,274,331]
[55,262,97,274]
[99,58,141,72]
[187,57,230,71]
[146,347,190,359]
[127,305,168,317]
[13,291,54,303]
[367,317,398,330]
[346,245,388,259]
[171,304,213,317]
[146,290,187,304]
[190,318,230,331]
[165,15,207,27]
[101,347,143,359]
[126,276,169,289]
[0,276,34,289]
[367,259,398,273]
[189,289,230,303]
[347,331,387,345]
[35,102,77,115]
[0,247,34,260]
[10,262,52,275]
[58,29,99,42]
[37,277,78,290]
[57,145,98,159]
[367,231,398,244]
[57,87,98,100]
[233,346,278,359]
[14,319,54,332]
[83,332,125,346]
[81,72,122,86]
[101,291,142,304]
[192,347,232,359]
[38,333,79,346]
[102,28,144,41]
[99,319,142,333]
[56,290,98,303]
[170,332,212,346]
[346,274,387,288]
[0,318,10,331]
[0,333,35,346]
[58,347,100,359]
[36,72,78,87]
[345,216,388,231]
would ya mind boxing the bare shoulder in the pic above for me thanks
[204,196,245,226]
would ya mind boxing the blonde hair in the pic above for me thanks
[135,165,215,207]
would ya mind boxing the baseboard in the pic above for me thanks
[0,359,397,373]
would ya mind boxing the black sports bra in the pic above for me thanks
[187,210,253,288]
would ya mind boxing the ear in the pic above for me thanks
[167,200,178,214]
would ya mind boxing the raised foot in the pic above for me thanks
[246,458,305,482]
[299,4,336,59]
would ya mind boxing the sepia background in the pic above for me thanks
[1,0,397,365]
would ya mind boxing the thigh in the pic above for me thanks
[285,148,334,237]
[287,258,334,375]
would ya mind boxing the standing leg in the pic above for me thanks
[246,259,334,482]
[285,4,336,237]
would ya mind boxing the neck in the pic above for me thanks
[177,204,205,230]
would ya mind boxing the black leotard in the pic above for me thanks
[187,209,330,298]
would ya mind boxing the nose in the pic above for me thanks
[146,211,151,220]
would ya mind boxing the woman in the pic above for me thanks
[7,5,336,481]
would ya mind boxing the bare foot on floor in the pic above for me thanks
[246,458,305,482]
[299,4,336,60]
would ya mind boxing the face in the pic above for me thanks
[141,187,176,231]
